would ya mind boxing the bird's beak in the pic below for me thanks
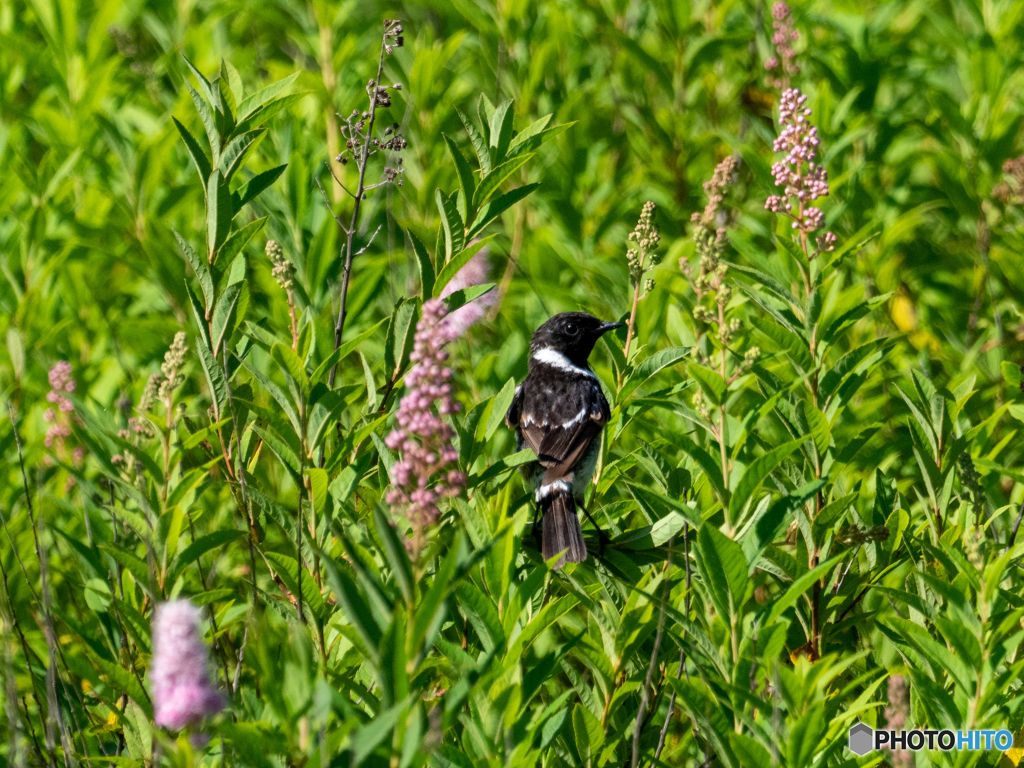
[597,321,626,335]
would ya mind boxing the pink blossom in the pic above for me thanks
[43,361,79,458]
[883,675,912,767]
[150,600,223,730]
[384,299,465,555]
[765,88,834,248]
[439,251,497,334]
[764,2,800,89]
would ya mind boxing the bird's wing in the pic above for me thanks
[504,383,524,429]
[520,386,609,481]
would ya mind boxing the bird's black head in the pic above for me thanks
[530,312,624,367]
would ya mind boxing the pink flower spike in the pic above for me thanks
[765,88,829,236]
[384,298,465,556]
[150,600,223,731]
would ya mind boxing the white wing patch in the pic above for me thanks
[561,407,588,428]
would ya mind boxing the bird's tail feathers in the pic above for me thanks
[541,492,587,568]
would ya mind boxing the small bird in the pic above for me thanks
[505,312,623,567]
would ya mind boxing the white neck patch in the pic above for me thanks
[531,348,596,379]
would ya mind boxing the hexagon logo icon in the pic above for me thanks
[848,723,874,756]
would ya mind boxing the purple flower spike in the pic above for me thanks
[384,299,465,555]
[766,88,835,251]
[764,2,800,90]
[44,361,83,468]
[150,600,224,730]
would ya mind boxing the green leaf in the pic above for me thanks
[218,129,266,181]
[307,468,329,514]
[696,524,748,621]
[740,480,824,566]
[503,594,579,666]
[1002,360,1022,391]
[750,315,811,372]
[217,69,237,125]
[467,183,540,237]
[233,164,287,214]
[435,189,465,262]
[620,346,690,401]
[239,355,302,437]
[819,338,891,404]
[170,529,245,585]
[185,79,220,164]
[308,389,346,450]
[360,351,377,411]
[764,553,844,625]
[211,281,242,352]
[787,710,826,768]
[509,120,574,157]
[185,283,212,350]
[473,154,533,207]
[611,510,687,550]
[443,283,495,312]
[410,541,459,657]
[351,698,408,764]
[455,582,503,653]
[433,236,495,297]
[195,338,227,419]
[572,704,604,763]
[443,134,476,219]
[730,734,772,768]
[182,55,214,101]
[676,432,726,499]
[729,438,804,520]
[409,229,435,299]
[272,342,309,398]
[265,551,327,626]
[895,385,937,457]
[92,655,152,719]
[385,299,419,382]
[206,170,232,261]
[309,319,387,386]
[173,117,212,182]
[224,60,244,103]
[803,402,831,457]
[174,229,213,310]
[486,378,517,441]
[5,326,23,379]
[820,292,892,346]
[251,423,300,475]
[373,505,414,604]
[234,92,307,135]
[489,99,515,157]
[236,71,300,118]
[687,362,726,405]
[457,106,491,176]
[215,216,266,268]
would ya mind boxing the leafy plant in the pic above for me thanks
[3,2,1024,767]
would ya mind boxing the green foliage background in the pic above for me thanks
[3,0,1024,765]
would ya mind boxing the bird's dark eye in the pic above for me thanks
[566,322,578,335]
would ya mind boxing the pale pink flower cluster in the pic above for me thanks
[764,2,800,89]
[44,361,75,448]
[883,674,913,767]
[43,361,84,487]
[439,251,497,335]
[765,89,834,249]
[384,299,465,554]
[150,600,223,730]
